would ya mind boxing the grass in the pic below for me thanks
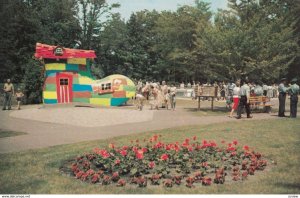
[0,118,299,194]
[0,130,27,138]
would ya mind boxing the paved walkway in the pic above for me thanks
[0,101,284,153]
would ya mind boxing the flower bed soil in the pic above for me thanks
[60,135,269,188]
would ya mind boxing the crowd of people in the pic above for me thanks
[2,77,299,118]
[134,78,299,118]
[135,80,177,111]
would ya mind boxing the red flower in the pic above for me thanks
[160,153,169,161]
[201,162,208,168]
[202,140,208,145]
[120,150,127,157]
[174,145,180,152]
[94,149,110,159]
[202,177,212,186]
[227,146,236,152]
[188,146,193,152]
[91,174,100,183]
[209,140,217,147]
[243,145,250,151]
[165,144,172,150]
[233,140,238,145]
[86,169,95,176]
[115,159,121,165]
[193,136,197,141]
[231,151,237,156]
[149,161,156,169]
[242,171,248,180]
[221,140,226,144]
[122,146,128,150]
[108,143,115,149]
[117,179,126,187]
[136,150,144,159]
[132,146,138,153]
[75,171,84,179]
[142,147,148,153]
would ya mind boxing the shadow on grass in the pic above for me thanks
[0,129,27,138]
[275,182,300,191]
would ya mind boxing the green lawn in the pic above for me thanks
[0,118,299,194]
[0,130,27,138]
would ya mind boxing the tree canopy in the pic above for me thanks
[0,0,299,102]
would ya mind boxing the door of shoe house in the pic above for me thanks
[56,73,73,103]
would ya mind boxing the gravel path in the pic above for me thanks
[0,100,285,153]
[9,107,154,127]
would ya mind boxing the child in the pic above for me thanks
[15,88,24,110]
[135,93,145,111]
[165,89,171,110]
[170,85,177,111]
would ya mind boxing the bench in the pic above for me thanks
[249,96,273,113]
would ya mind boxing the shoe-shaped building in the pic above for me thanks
[35,43,136,106]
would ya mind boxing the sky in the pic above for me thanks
[106,0,228,21]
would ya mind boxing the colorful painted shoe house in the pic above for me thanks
[34,43,136,106]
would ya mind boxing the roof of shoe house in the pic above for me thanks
[34,43,97,59]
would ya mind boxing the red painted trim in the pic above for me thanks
[35,43,96,59]
[56,73,73,103]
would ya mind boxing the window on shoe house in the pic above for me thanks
[60,78,68,85]
[101,83,112,90]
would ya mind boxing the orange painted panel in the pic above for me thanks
[73,91,92,98]
[112,91,126,98]
[45,76,56,84]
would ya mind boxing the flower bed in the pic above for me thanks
[62,135,268,188]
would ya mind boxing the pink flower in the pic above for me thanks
[149,161,155,169]
[193,136,197,141]
[161,153,169,161]
[136,150,144,159]
[120,150,127,157]
[115,159,121,165]
[188,146,193,152]
[142,147,148,153]
[201,162,208,168]
[231,151,237,156]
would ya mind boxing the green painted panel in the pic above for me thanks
[73,77,79,84]
[45,84,56,91]
[91,93,113,98]
[73,98,90,103]
[79,71,93,78]
[123,85,136,92]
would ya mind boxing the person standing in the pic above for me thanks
[170,84,177,111]
[288,78,299,118]
[2,79,15,110]
[15,88,24,110]
[262,83,268,96]
[237,79,252,119]
[229,81,240,118]
[278,78,288,117]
